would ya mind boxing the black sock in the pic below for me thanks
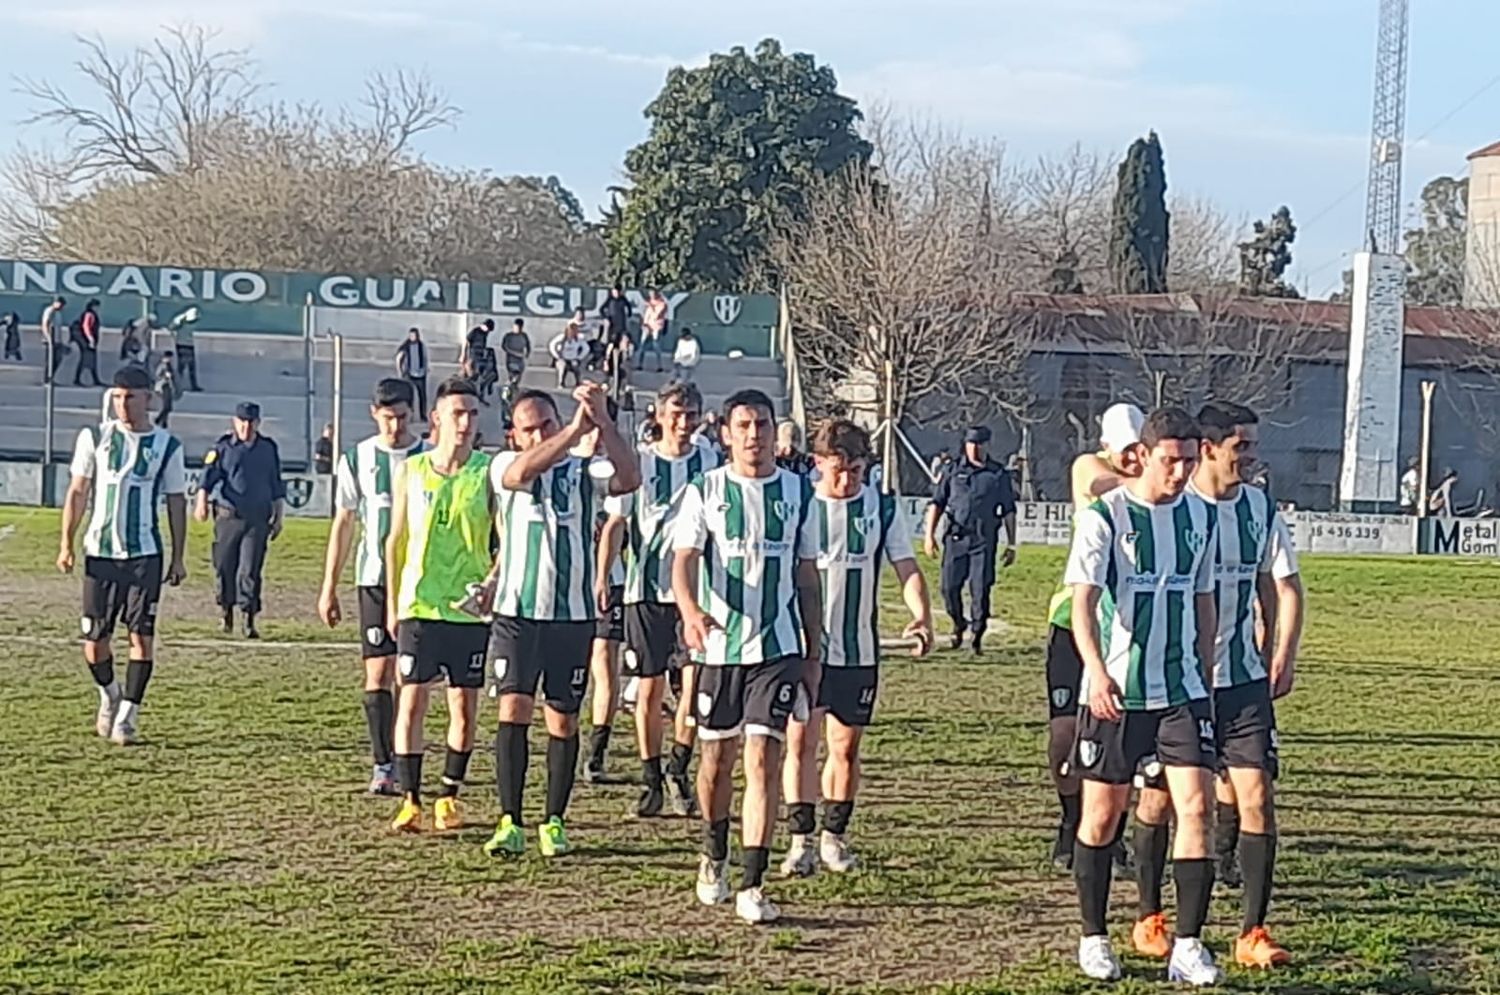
[1174,858,1215,939]
[1240,832,1276,932]
[703,817,730,861]
[363,690,395,766]
[588,725,611,767]
[123,660,153,704]
[1214,801,1242,863]
[439,749,472,798]
[1110,810,1129,847]
[788,801,816,836]
[1134,821,1171,918]
[88,657,116,688]
[494,722,528,822]
[822,799,855,835]
[742,846,770,889]
[545,733,579,820]
[1073,841,1114,936]
[1059,791,1081,827]
[642,755,664,787]
[668,740,694,777]
[396,752,423,803]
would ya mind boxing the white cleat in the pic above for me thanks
[819,830,858,873]
[111,702,139,746]
[735,886,780,924]
[1078,935,1122,982]
[695,856,731,906]
[1167,937,1223,987]
[95,683,121,738]
[780,833,819,878]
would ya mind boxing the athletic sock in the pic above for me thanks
[668,740,694,777]
[1110,810,1129,847]
[88,657,116,689]
[545,733,579,820]
[588,725,611,767]
[363,690,395,766]
[1239,832,1276,932]
[1174,858,1215,939]
[1059,791,1081,828]
[1073,840,1114,936]
[123,659,153,704]
[439,749,472,798]
[822,799,855,836]
[703,817,730,861]
[396,752,423,803]
[1134,821,1171,918]
[494,722,529,822]
[787,801,816,836]
[1214,801,1242,864]
[642,755,664,787]
[742,846,770,889]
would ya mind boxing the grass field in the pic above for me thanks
[4,505,1500,994]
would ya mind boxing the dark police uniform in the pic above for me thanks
[929,427,1016,645]
[201,402,285,625]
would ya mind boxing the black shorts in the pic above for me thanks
[357,586,397,658]
[1073,698,1216,785]
[82,555,163,640]
[695,656,805,740]
[395,619,488,689]
[1045,624,1083,719]
[623,601,682,678]
[817,667,879,728]
[487,616,594,713]
[595,585,625,642]
[1215,679,1280,779]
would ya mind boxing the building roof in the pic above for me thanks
[1468,140,1500,160]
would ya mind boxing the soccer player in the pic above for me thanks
[318,378,428,795]
[384,377,492,834]
[781,419,933,876]
[600,381,719,817]
[672,388,822,925]
[481,384,640,858]
[1044,403,1144,869]
[1066,407,1221,986]
[57,366,188,745]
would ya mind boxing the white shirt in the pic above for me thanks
[673,337,701,368]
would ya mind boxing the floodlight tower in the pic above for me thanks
[1339,0,1410,512]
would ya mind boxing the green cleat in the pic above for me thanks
[483,815,525,858]
[538,816,571,857]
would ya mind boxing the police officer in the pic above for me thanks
[195,402,285,639]
[923,426,1017,654]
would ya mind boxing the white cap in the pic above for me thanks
[1099,403,1145,454]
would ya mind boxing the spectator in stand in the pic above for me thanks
[168,307,202,391]
[599,283,634,348]
[637,288,669,372]
[549,321,590,387]
[774,421,814,475]
[499,318,531,390]
[672,327,701,383]
[465,318,495,367]
[1,311,20,362]
[41,296,67,382]
[1399,457,1420,515]
[395,327,429,420]
[694,410,722,451]
[119,314,153,367]
[153,351,178,429]
[72,298,103,387]
[314,423,335,475]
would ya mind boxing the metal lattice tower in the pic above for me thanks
[1363,0,1410,254]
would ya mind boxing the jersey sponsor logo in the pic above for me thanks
[1078,739,1102,768]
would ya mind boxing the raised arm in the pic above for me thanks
[499,403,589,491]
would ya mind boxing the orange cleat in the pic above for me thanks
[1132,912,1172,959]
[1235,926,1291,968]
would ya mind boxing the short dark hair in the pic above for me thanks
[1195,401,1258,445]
[657,380,703,412]
[54,296,66,307]
[1140,407,1201,449]
[87,298,100,308]
[513,318,525,328]
[434,376,479,403]
[679,326,694,338]
[722,389,776,425]
[813,419,873,463]
[372,377,415,409]
[513,388,559,417]
[112,366,152,391]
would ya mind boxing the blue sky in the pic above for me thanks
[2,0,1497,296]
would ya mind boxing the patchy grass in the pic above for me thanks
[3,507,1500,993]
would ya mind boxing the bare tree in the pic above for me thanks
[1015,145,1113,294]
[1168,195,1240,292]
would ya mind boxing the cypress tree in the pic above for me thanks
[1109,132,1171,294]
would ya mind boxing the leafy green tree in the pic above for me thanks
[1108,132,1170,294]
[1237,205,1300,298]
[606,38,871,290]
[1405,175,1467,305]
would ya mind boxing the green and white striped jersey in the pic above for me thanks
[605,438,721,604]
[69,424,186,559]
[1187,481,1299,689]
[673,466,818,666]
[335,435,429,588]
[491,452,602,621]
[812,486,914,668]
[1064,487,1217,710]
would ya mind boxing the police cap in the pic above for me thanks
[964,426,992,445]
[235,402,262,421]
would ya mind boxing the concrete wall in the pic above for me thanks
[1465,154,1500,307]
